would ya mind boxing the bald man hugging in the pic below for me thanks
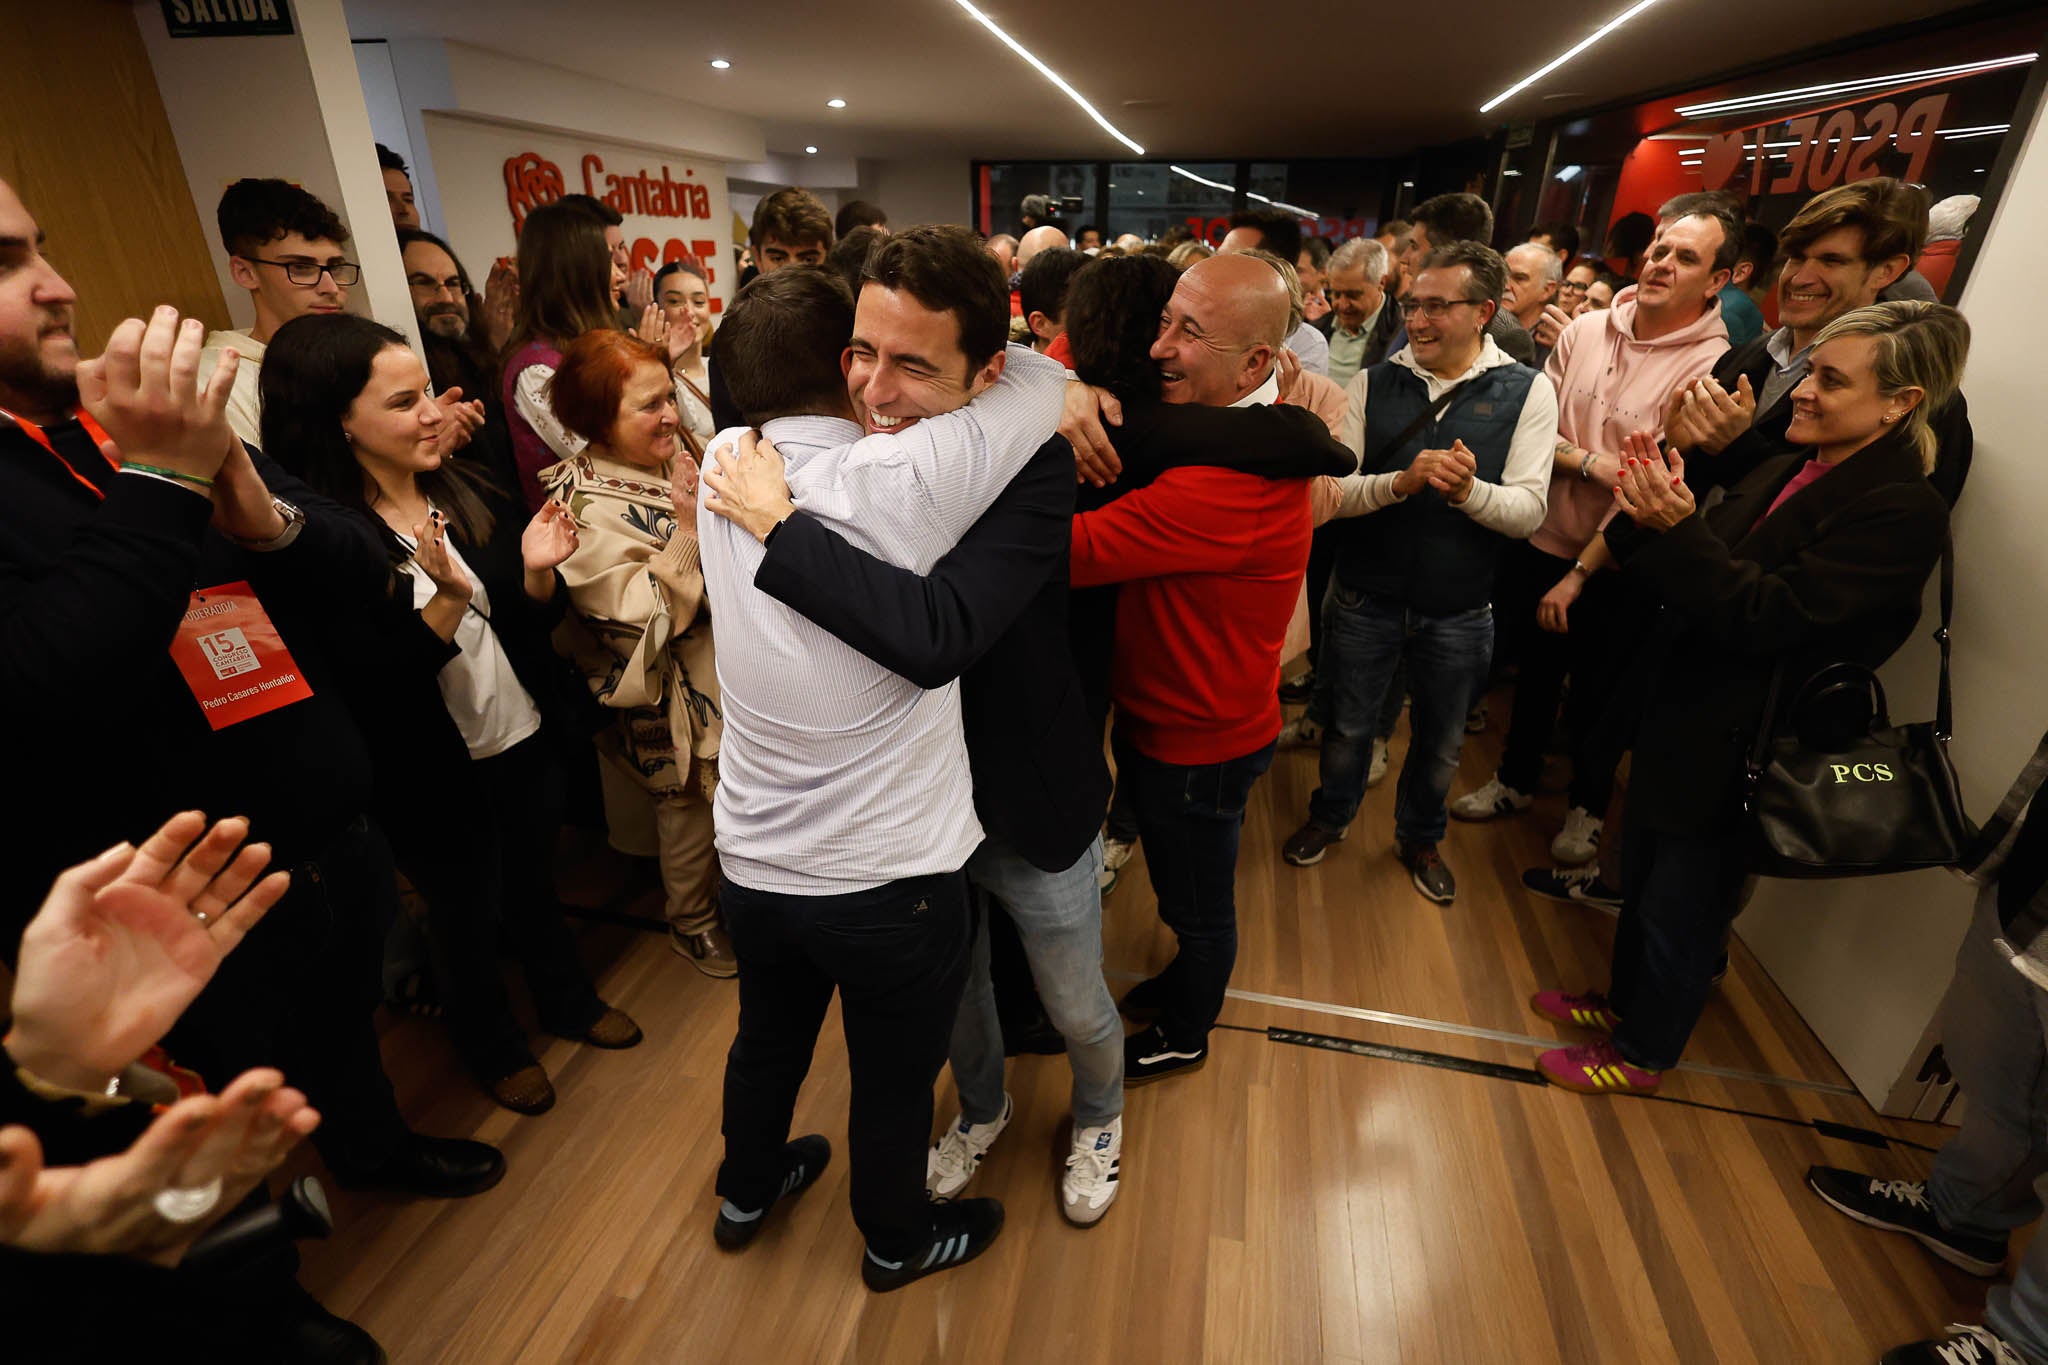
[1069,253,1317,1085]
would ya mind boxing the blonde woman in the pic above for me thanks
[1530,301,1969,1095]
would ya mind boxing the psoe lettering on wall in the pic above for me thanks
[161,0,294,38]
[502,151,727,311]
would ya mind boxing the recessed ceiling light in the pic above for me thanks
[951,0,1144,154]
[805,145,819,154]
[1481,0,1665,113]
[827,98,846,109]
[709,58,731,70]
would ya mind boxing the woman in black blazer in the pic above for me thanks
[1530,301,1971,1094]
[261,315,642,1116]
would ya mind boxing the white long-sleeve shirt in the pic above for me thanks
[696,344,1067,895]
[1330,336,1555,540]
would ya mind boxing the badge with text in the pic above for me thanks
[168,582,314,730]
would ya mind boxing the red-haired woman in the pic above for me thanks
[540,332,733,977]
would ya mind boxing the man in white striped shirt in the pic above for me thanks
[693,244,1065,1291]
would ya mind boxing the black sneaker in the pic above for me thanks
[861,1197,1005,1292]
[1282,821,1346,867]
[1521,865,1622,913]
[1805,1166,2008,1277]
[715,1135,831,1250]
[1123,1024,1207,1085]
[1119,975,1166,1023]
[1398,841,1456,904]
[1278,671,1317,705]
[1881,1325,2027,1364]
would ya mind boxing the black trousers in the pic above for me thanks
[1496,539,1631,813]
[717,869,972,1257]
[391,734,603,1079]
[166,816,412,1171]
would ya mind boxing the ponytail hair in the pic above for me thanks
[1810,300,1970,473]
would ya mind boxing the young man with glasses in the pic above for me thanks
[201,179,359,447]
[1282,242,1553,902]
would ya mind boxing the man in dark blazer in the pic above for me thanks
[1664,176,1971,505]
[1312,236,1403,389]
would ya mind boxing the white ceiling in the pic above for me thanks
[344,0,2000,162]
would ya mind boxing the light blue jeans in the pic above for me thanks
[1930,884,2048,1363]
[952,834,1124,1128]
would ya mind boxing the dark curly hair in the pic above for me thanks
[1062,255,1181,403]
[216,178,350,260]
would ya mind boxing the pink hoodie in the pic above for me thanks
[1530,286,1729,560]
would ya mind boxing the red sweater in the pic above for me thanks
[1071,466,1312,765]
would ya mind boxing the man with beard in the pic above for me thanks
[400,227,509,489]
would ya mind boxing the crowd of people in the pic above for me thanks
[0,146,2029,1365]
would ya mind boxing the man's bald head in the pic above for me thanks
[1017,224,1069,269]
[1148,253,1292,406]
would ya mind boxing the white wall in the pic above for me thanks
[135,0,417,348]
[858,157,972,229]
[423,113,735,316]
[1737,83,2048,1107]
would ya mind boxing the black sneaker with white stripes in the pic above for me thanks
[1521,864,1622,913]
[1881,1324,2028,1364]
[1805,1166,2008,1277]
[861,1197,1005,1293]
[714,1135,831,1250]
[1123,1023,1207,1085]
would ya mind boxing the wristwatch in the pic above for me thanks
[227,496,306,551]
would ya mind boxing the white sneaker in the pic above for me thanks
[1060,1116,1122,1227]
[926,1094,1012,1198]
[1449,776,1534,822]
[1278,714,1322,749]
[1099,837,1135,892]
[1551,806,1604,866]
[1365,736,1390,788]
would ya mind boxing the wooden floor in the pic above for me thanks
[299,690,1992,1364]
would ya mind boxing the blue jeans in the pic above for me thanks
[1930,887,2048,1363]
[951,834,1124,1127]
[1607,824,1749,1071]
[1308,588,1493,845]
[1114,734,1276,1045]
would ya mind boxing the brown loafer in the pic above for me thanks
[487,1064,556,1115]
[670,925,739,979]
[582,1007,644,1049]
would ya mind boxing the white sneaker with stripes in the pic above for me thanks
[926,1093,1011,1198]
[1060,1116,1122,1227]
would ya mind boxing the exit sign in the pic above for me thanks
[161,0,295,38]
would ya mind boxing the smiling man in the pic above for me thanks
[1070,252,1315,1085]
[200,178,356,447]
[1663,177,1969,505]
[1453,199,1737,873]
[692,237,1070,1291]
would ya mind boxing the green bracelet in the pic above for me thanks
[124,462,216,490]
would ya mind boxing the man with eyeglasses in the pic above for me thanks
[1282,242,1553,903]
[399,227,513,490]
[200,179,359,447]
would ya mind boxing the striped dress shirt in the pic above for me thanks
[697,345,1068,895]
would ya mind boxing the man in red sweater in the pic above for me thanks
[1071,253,1314,1084]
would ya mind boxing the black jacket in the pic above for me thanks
[1312,297,1404,372]
[1698,333,1974,506]
[1607,428,1949,833]
[755,437,1107,873]
[0,422,386,939]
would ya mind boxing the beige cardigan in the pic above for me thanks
[540,450,721,794]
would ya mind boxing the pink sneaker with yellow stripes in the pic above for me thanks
[1530,989,1621,1033]
[1537,1037,1661,1095]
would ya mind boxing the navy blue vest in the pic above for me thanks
[1331,358,1539,616]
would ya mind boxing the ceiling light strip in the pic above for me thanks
[951,0,1144,154]
[1479,0,1667,114]
[1673,54,2036,117]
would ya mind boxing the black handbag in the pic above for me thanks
[1741,540,1975,878]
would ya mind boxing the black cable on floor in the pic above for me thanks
[1220,1021,1940,1155]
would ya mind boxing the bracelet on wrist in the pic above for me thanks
[124,462,215,490]
[1571,559,1592,576]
